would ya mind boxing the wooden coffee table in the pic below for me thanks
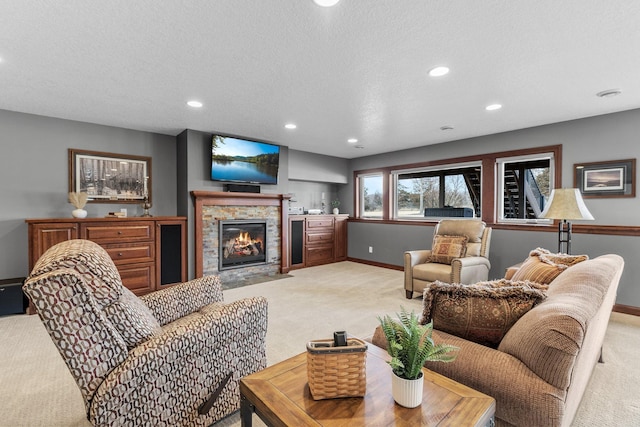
[240,343,495,426]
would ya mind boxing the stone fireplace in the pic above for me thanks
[192,192,291,283]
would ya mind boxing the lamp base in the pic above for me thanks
[558,220,572,254]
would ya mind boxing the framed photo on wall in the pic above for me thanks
[574,158,635,198]
[69,149,152,203]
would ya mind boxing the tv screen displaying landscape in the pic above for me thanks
[211,135,280,184]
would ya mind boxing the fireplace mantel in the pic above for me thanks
[192,191,292,277]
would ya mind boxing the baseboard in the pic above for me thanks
[347,257,403,271]
[613,304,640,316]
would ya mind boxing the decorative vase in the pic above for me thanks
[71,208,88,219]
[332,207,340,215]
[391,372,424,408]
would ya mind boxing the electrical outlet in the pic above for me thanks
[368,246,373,253]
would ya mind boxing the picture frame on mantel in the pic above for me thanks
[69,149,152,203]
[574,158,635,199]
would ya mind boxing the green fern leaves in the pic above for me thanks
[378,306,459,380]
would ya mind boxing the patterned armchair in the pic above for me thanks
[23,239,268,427]
[404,219,492,299]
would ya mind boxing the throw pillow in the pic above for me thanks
[421,279,548,347]
[429,235,468,264]
[103,287,163,349]
[511,247,588,285]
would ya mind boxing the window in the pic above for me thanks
[497,154,553,222]
[359,173,384,218]
[394,164,480,219]
[353,144,560,224]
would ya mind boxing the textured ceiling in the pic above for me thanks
[1,1,640,158]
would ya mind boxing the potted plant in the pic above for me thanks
[378,307,459,408]
[68,192,89,218]
[331,199,340,214]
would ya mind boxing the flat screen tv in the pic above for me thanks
[211,134,280,185]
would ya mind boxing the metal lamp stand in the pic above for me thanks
[558,219,572,254]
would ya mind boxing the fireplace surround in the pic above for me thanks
[192,191,291,282]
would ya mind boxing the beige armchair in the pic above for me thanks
[23,239,268,427]
[404,219,492,299]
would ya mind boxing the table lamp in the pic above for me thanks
[540,188,594,254]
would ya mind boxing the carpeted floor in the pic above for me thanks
[1,261,638,426]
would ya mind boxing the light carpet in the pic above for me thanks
[1,261,638,426]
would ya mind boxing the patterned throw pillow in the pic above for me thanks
[511,248,589,285]
[428,235,468,264]
[103,287,163,349]
[421,279,548,347]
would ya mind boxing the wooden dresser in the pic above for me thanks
[26,217,187,296]
[289,214,348,269]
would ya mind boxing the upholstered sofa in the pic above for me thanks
[374,253,624,427]
[23,239,268,427]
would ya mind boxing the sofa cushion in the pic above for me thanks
[103,287,163,349]
[428,235,468,264]
[511,247,588,285]
[422,279,548,347]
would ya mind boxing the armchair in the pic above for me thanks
[23,239,268,427]
[404,219,492,299]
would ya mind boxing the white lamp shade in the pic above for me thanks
[540,188,594,220]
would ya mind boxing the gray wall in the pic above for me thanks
[0,109,177,280]
[347,109,640,308]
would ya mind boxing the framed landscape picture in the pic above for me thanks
[574,158,635,198]
[69,149,151,203]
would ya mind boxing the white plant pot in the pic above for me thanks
[72,208,88,218]
[332,207,340,215]
[391,372,424,408]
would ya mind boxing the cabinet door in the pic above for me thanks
[156,220,187,286]
[29,223,79,269]
[334,217,348,260]
[290,218,305,268]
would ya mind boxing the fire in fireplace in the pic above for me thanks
[219,220,267,270]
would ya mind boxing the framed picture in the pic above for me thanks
[574,158,635,198]
[69,149,151,203]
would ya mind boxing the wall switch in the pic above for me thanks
[368,246,373,253]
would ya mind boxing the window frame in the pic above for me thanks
[353,144,562,226]
[392,161,482,220]
[496,153,555,224]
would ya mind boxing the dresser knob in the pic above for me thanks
[118,231,122,234]
[118,253,123,257]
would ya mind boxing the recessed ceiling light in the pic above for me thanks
[485,104,502,111]
[347,138,358,143]
[187,100,203,108]
[596,89,622,98]
[355,144,364,149]
[284,123,297,129]
[440,125,454,131]
[313,0,340,6]
[429,66,450,77]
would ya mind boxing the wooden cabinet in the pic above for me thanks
[289,214,348,269]
[26,217,187,296]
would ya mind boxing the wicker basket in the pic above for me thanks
[306,337,367,400]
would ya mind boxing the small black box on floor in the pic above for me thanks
[0,277,28,316]
[226,183,260,193]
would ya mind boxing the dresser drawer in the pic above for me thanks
[82,222,154,243]
[306,218,334,229]
[104,243,154,265]
[118,263,155,295]
[306,232,334,244]
[306,245,334,266]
